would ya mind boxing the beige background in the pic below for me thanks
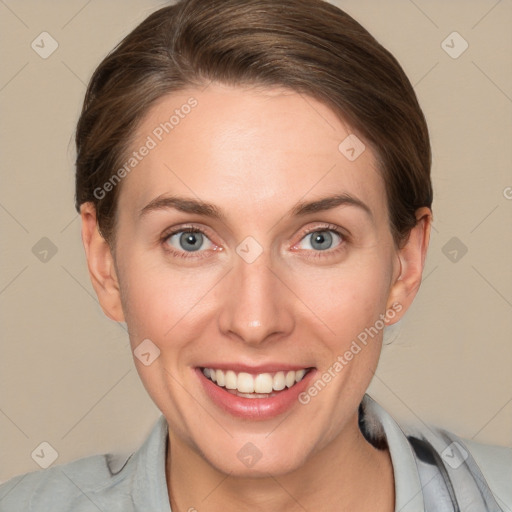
[0,0,511,484]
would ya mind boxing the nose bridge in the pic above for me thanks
[218,248,294,345]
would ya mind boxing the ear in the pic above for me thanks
[80,202,125,322]
[385,207,432,324]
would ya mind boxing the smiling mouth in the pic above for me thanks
[201,367,313,398]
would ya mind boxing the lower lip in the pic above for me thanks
[196,368,316,420]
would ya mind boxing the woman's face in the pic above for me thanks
[89,83,423,476]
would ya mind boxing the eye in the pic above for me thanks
[163,227,215,257]
[293,224,345,254]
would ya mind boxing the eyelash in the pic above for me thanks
[160,223,348,260]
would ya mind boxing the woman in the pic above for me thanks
[1,0,510,510]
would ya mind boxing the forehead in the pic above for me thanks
[117,83,387,222]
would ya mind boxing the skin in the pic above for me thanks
[81,83,431,511]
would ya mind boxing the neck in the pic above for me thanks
[165,413,395,512]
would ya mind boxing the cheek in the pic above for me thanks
[117,253,221,346]
[292,255,392,345]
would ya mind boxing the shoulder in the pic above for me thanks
[360,395,511,510]
[462,437,512,507]
[0,451,134,512]
[404,420,512,510]
[0,415,170,512]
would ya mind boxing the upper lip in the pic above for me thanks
[198,363,314,374]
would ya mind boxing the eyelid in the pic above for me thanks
[161,223,216,241]
[291,222,348,247]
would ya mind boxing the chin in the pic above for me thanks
[206,448,310,478]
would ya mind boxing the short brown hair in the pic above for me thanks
[75,0,432,247]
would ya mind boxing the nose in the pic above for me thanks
[217,252,295,347]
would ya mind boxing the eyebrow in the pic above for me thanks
[291,193,373,219]
[139,193,373,221]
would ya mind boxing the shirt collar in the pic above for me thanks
[132,414,172,512]
[361,394,425,512]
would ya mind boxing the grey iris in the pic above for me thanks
[310,231,332,250]
[180,232,203,252]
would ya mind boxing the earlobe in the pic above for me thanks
[80,203,125,322]
[385,207,432,324]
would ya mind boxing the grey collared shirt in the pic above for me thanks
[1,394,510,511]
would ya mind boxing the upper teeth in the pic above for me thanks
[203,368,307,394]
